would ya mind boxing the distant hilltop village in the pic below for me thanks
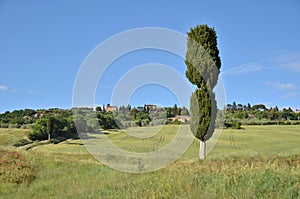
[104,104,157,112]
[100,104,191,124]
[102,104,190,123]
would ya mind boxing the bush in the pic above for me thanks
[262,121,277,125]
[224,120,242,129]
[232,121,242,129]
[28,131,47,141]
[173,119,181,125]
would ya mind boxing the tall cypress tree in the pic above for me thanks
[185,25,221,159]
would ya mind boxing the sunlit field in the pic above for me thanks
[1,125,300,198]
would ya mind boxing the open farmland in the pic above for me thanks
[0,125,300,198]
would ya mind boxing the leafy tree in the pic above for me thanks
[237,104,243,110]
[95,106,102,112]
[130,108,137,120]
[98,112,118,130]
[47,117,54,141]
[232,110,247,119]
[173,104,178,115]
[253,104,267,110]
[232,102,237,109]
[28,111,78,142]
[185,24,221,159]
[28,118,48,140]
[180,106,189,116]
[247,103,252,110]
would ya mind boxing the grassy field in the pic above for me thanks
[0,125,300,198]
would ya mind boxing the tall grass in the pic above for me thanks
[0,149,36,194]
[1,153,299,198]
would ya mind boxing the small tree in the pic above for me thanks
[185,24,221,159]
[95,106,102,112]
[47,117,54,141]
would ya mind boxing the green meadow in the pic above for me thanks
[1,125,300,198]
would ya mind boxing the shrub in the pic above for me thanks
[232,121,242,129]
[173,119,181,125]
[28,131,47,141]
[224,120,242,129]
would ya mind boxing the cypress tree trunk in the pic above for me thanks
[199,140,206,160]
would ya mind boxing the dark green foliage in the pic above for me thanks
[114,107,169,128]
[190,84,217,141]
[0,109,37,128]
[28,114,78,142]
[185,25,220,89]
[28,119,48,140]
[165,105,189,118]
[98,112,119,130]
[253,104,267,110]
[0,108,73,129]
[225,102,300,125]
[95,106,102,112]
[186,24,221,142]
[224,120,242,129]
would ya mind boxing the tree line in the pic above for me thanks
[0,105,189,143]
[225,102,300,127]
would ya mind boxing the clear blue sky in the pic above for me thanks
[0,0,299,112]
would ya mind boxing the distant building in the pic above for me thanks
[105,104,118,112]
[72,107,93,111]
[71,107,93,112]
[168,115,191,123]
[144,104,157,111]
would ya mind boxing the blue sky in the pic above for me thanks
[0,0,300,112]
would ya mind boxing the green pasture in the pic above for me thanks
[0,125,300,198]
